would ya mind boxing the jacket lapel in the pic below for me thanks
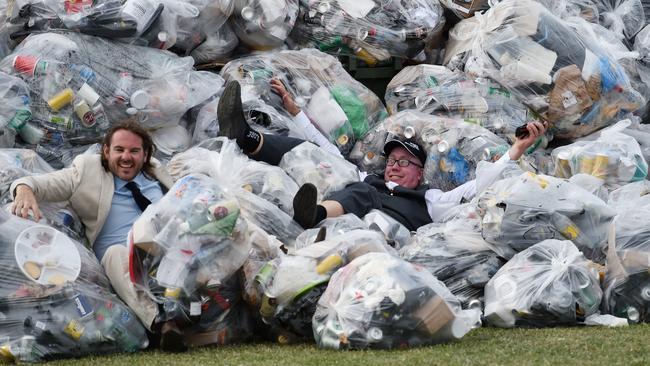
[153,165,174,190]
[96,168,115,233]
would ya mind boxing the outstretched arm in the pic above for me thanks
[10,155,85,220]
[424,121,549,220]
[270,78,342,157]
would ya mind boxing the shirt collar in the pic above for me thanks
[115,172,146,190]
[385,181,399,190]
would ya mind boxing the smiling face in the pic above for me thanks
[102,129,147,181]
[383,146,423,189]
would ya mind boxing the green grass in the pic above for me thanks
[45,325,650,366]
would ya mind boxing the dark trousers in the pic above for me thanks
[251,134,304,166]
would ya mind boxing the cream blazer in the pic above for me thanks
[10,154,174,247]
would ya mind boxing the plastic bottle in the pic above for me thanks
[323,10,345,32]
[105,304,147,351]
[70,64,116,99]
[92,104,111,130]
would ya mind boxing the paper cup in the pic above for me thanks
[13,55,39,76]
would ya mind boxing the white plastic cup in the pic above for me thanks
[77,83,100,106]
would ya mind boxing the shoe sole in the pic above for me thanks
[217,81,247,140]
[293,183,318,229]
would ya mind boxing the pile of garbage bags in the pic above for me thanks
[220,49,386,156]
[0,210,147,362]
[0,32,221,166]
[444,0,645,139]
[4,0,297,63]
[288,0,446,62]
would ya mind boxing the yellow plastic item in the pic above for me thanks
[47,88,74,111]
[316,254,344,275]
[63,320,85,340]
[592,154,609,180]
[561,225,580,240]
[164,287,181,298]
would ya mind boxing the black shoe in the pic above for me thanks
[293,183,318,229]
[159,321,188,353]
[217,80,249,141]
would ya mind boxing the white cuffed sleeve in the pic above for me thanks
[292,111,342,158]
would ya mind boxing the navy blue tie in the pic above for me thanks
[124,182,151,212]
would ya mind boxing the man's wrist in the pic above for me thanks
[14,183,31,198]
[288,107,301,117]
[508,144,526,161]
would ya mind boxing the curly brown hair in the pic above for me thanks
[101,118,156,177]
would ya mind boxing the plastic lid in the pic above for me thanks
[15,225,81,285]
[152,125,191,155]
[241,6,255,20]
[130,90,150,109]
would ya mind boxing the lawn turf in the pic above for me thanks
[46,325,650,366]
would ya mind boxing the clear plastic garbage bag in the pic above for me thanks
[550,119,648,187]
[128,174,253,342]
[255,229,395,341]
[0,209,147,362]
[603,208,650,323]
[445,0,645,139]
[477,171,616,262]
[279,141,360,201]
[400,218,505,308]
[484,239,602,327]
[313,252,480,349]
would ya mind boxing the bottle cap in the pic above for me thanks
[437,140,449,153]
[241,6,255,20]
[126,107,138,115]
[130,90,150,109]
[317,1,331,12]
[404,125,416,139]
